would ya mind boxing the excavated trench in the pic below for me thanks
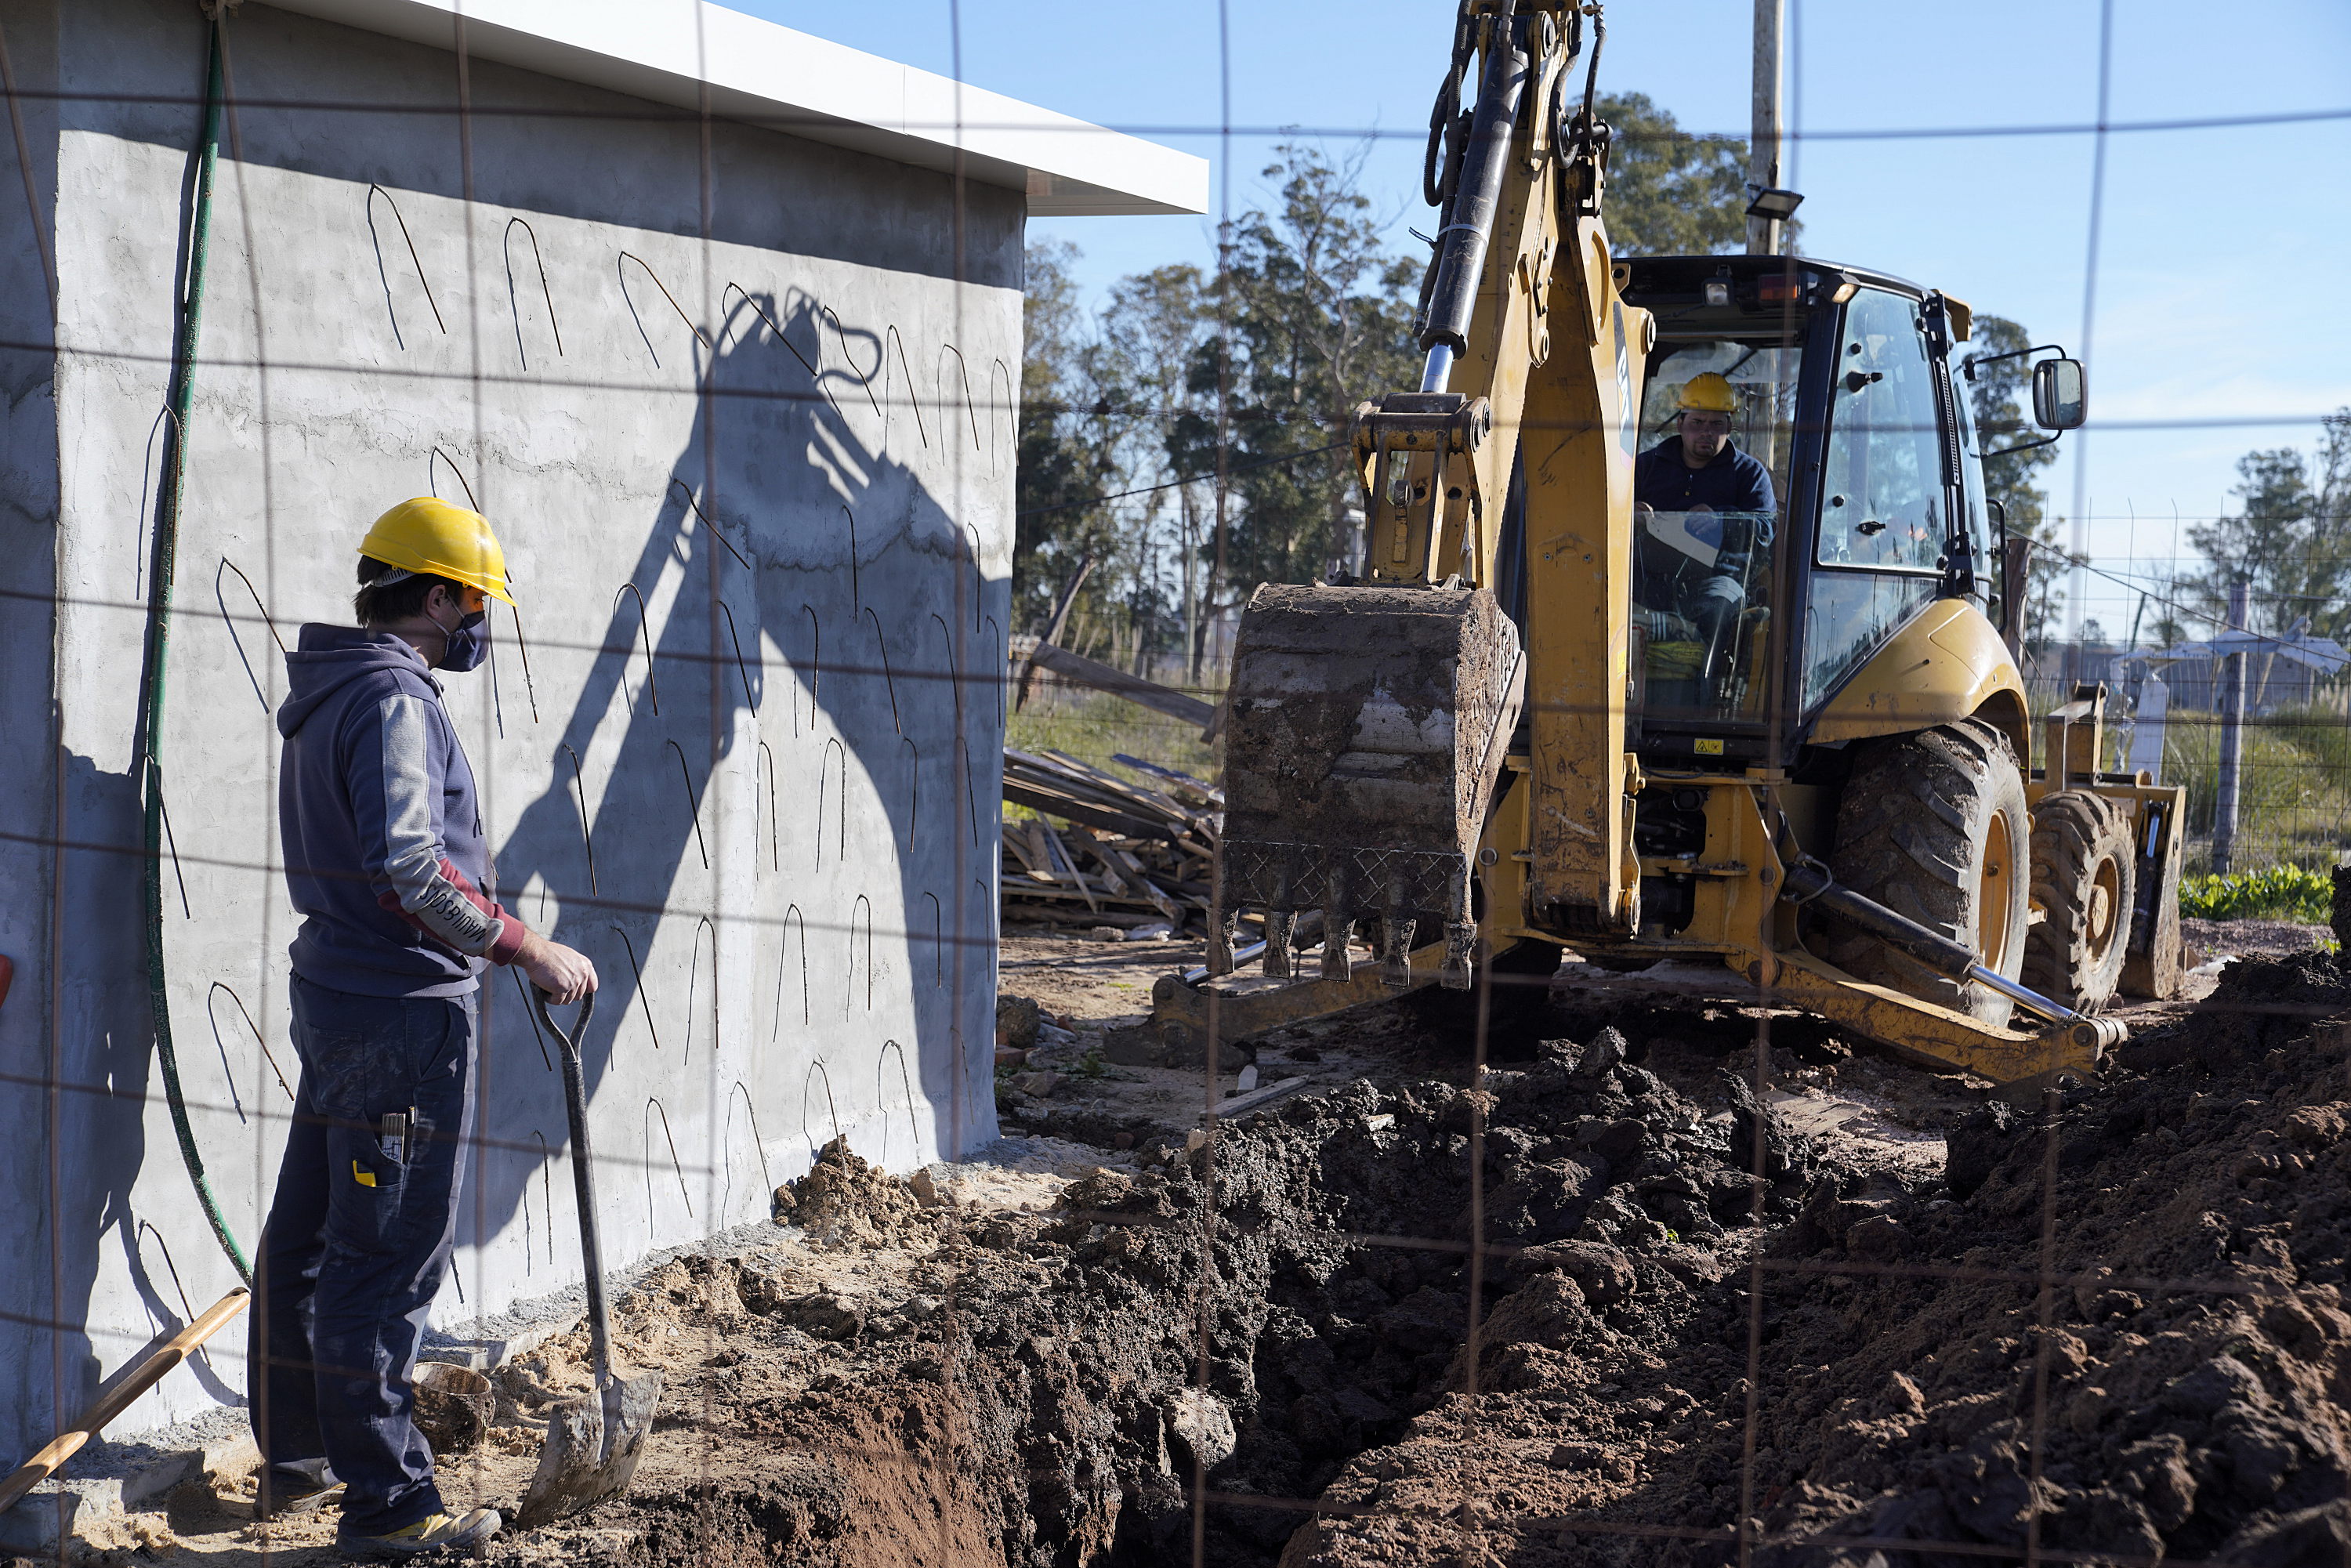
[439,952,2351,1568]
[460,1009,1815,1568]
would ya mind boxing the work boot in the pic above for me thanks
[255,1461,343,1519]
[339,1508,501,1558]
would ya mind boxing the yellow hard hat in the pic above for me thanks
[358,497,516,607]
[1676,372,1739,415]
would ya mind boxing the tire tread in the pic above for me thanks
[1821,719,2030,1025]
[2022,789,2135,1012]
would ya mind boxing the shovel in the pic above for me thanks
[516,987,662,1528]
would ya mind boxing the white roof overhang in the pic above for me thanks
[262,0,1208,216]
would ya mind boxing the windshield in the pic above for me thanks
[1630,338,1801,730]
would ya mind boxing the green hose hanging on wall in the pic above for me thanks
[138,13,249,1285]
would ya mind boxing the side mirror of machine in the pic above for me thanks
[2032,357,2087,430]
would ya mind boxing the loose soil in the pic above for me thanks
[49,941,2351,1568]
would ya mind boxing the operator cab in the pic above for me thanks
[1614,255,2002,773]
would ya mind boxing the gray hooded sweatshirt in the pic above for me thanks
[278,624,528,998]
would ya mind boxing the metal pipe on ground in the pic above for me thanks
[1777,860,2121,1054]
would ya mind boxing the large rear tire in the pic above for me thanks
[2022,789,2135,1013]
[1822,718,2032,1028]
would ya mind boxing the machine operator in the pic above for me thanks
[1633,371,1775,657]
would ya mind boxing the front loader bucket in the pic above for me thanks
[1213,583,1523,990]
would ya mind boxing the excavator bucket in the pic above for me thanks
[1213,583,1524,990]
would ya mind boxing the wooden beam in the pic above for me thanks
[1027,642,1219,733]
[0,1288,252,1515]
[1015,556,1096,713]
[1004,782,1179,842]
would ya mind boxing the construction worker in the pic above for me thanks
[253,498,596,1557]
[1633,371,1777,660]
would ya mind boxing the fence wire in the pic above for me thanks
[3,4,2349,1568]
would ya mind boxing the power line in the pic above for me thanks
[1017,440,1349,518]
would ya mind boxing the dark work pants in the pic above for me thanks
[248,975,476,1537]
[1681,570,1747,654]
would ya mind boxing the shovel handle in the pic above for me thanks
[530,984,595,1051]
[533,987,616,1386]
[0,1287,250,1515]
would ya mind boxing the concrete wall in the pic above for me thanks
[0,0,1012,1454]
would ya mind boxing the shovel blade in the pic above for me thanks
[514,1371,662,1529]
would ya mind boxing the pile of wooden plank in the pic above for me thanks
[1000,748,1223,933]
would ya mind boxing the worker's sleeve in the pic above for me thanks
[1736,454,1777,527]
[354,693,530,964]
[1708,458,1776,583]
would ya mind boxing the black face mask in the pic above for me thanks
[433,601,491,672]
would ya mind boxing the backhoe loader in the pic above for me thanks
[1139,0,2186,1086]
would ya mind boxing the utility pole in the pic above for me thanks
[2212,578,2249,875]
[1745,0,1786,255]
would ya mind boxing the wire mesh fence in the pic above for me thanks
[2,1,2349,1566]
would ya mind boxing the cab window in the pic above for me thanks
[1951,364,1994,603]
[1815,289,1946,572]
[1629,339,1799,726]
[1802,288,1948,708]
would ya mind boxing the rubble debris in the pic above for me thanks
[1000,748,1217,933]
[994,992,1042,1048]
[1009,1070,1063,1099]
[1165,1389,1237,1472]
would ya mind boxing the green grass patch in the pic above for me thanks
[1005,689,1219,796]
[2177,864,2334,924]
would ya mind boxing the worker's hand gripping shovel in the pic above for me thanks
[516,987,662,1529]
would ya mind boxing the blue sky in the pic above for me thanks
[731,0,2351,640]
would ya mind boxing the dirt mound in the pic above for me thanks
[1286,951,2351,1568]
[1730,951,2351,1566]
[773,1135,947,1252]
[878,1028,1825,1566]
[139,953,2351,1568]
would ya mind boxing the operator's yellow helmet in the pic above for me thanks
[1675,372,1740,415]
[358,497,516,607]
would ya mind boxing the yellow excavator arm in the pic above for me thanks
[1190,0,2147,1087]
[1213,0,1646,986]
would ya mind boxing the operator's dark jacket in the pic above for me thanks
[1634,436,1777,597]
[277,625,525,997]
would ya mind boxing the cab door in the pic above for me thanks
[1798,285,1969,715]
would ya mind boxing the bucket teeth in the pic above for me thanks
[1440,920,1477,992]
[1263,910,1295,979]
[1320,909,1353,982]
[1207,904,1239,978]
[1379,917,1418,990]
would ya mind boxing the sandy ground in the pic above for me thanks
[77,1138,1116,1568]
[2180,916,2333,965]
